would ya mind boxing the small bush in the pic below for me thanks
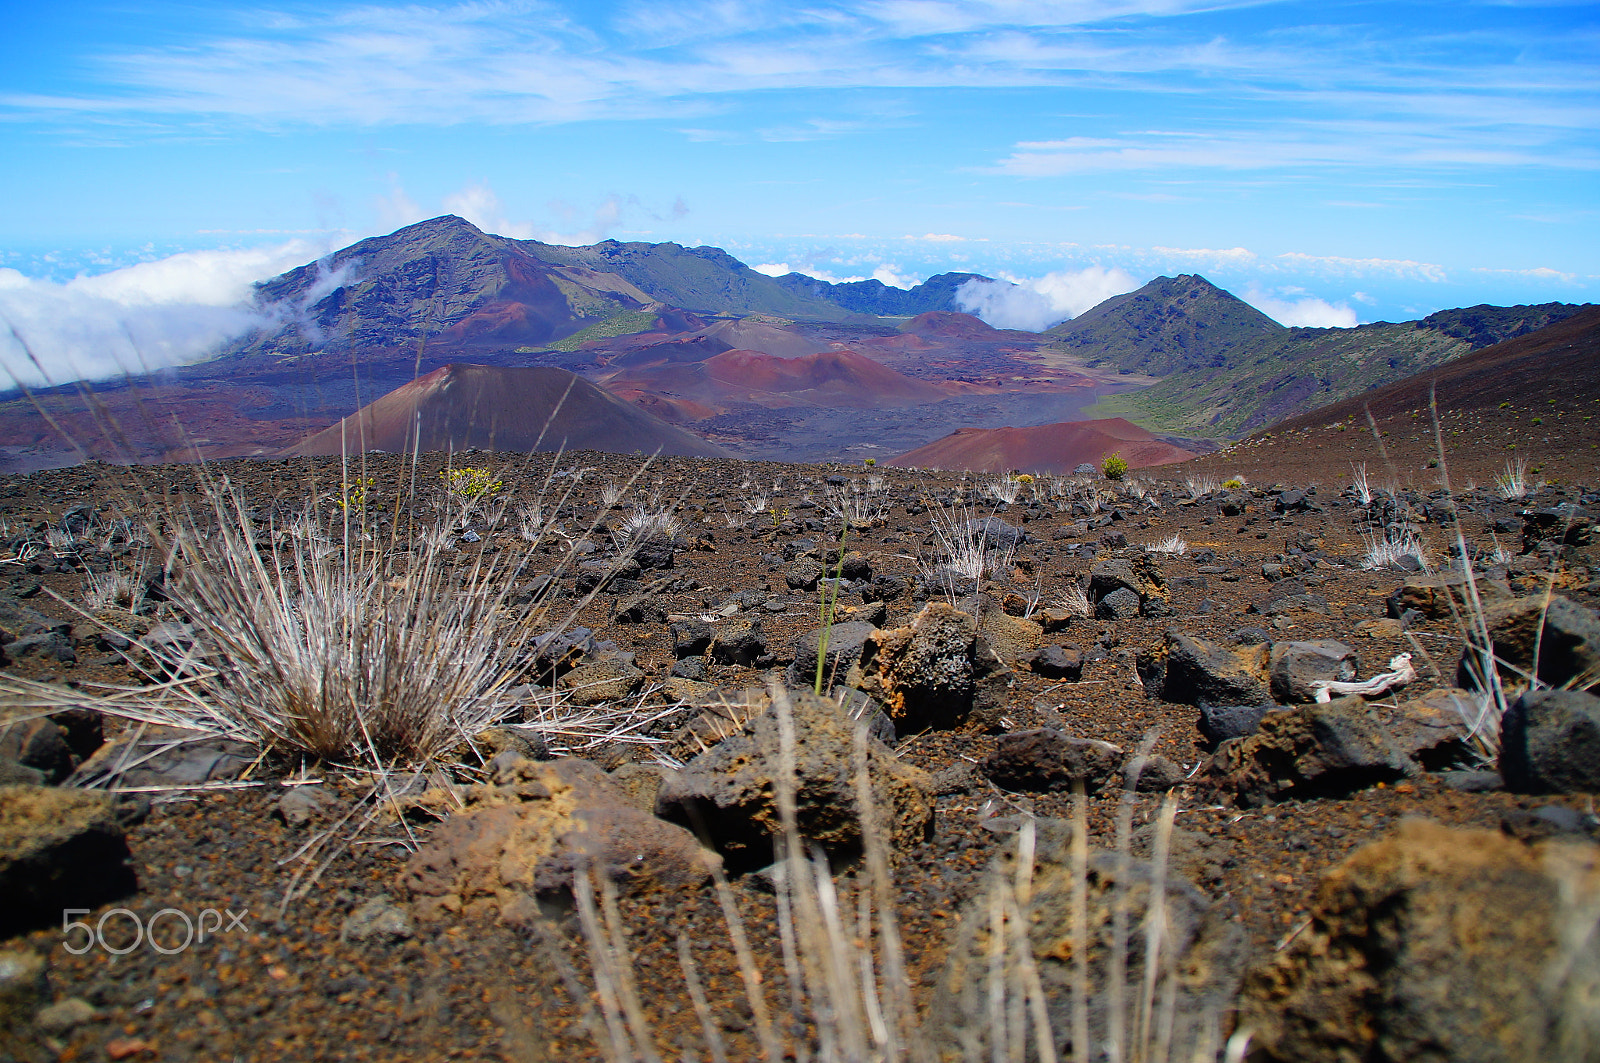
[1101,452,1129,480]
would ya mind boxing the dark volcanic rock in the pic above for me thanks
[1269,639,1359,704]
[1458,594,1600,693]
[1197,703,1274,747]
[1162,631,1270,706]
[786,620,879,690]
[1499,688,1600,795]
[848,602,1013,734]
[1209,691,1477,806]
[981,729,1122,793]
[1027,644,1083,680]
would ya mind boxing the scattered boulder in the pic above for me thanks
[1088,555,1170,618]
[655,688,933,872]
[982,729,1122,793]
[0,786,136,936]
[1028,644,1083,681]
[707,617,767,666]
[932,820,1248,1061]
[978,609,1043,666]
[784,557,825,591]
[403,757,716,920]
[1209,691,1478,806]
[1387,573,1513,621]
[0,717,78,784]
[786,620,879,690]
[1161,631,1270,706]
[963,516,1026,552]
[669,618,714,659]
[846,602,1013,733]
[1269,640,1359,704]
[1458,595,1600,693]
[1500,689,1600,795]
[67,725,254,790]
[1239,819,1600,1063]
[1196,703,1274,747]
[555,650,645,706]
[1096,586,1142,620]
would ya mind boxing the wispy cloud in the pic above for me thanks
[5,0,1593,187]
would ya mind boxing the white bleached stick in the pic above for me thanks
[1310,653,1418,703]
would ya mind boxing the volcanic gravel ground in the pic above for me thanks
[3,448,1599,1062]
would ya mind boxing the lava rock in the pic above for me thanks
[846,602,1013,734]
[1197,703,1274,747]
[555,650,646,706]
[404,757,717,920]
[1499,688,1600,795]
[786,620,879,690]
[1161,631,1270,706]
[1269,640,1359,704]
[669,618,714,659]
[1458,595,1600,692]
[0,786,136,936]
[1239,819,1600,1063]
[1027,644,1084,681]
[655,688,933,872]
[1096,586,1142,620]
[784,557,825,591]
[1208,690,1477,806]
[982,729,1122,793]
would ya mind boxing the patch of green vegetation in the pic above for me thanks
[546,311,658,352]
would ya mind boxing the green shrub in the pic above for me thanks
[1101,452,1129,480]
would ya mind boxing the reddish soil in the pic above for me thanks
[287,364,728,458]
[888,417,1198,474]
[1,441,1596,1061]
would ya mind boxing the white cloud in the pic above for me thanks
[752,262,794,277]
[0,239,336,388]
[871,265,915,289]
[954,264,1140,330]
[1242,284,1358,328]
[904,232,966,242]
[1275,252,1448,283]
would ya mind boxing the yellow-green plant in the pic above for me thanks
[1222,477,1245,490]
[1101,452,1129,481]
[335,476,375,512]
[440,465,504,528]
[863,457,877,467]
[441,466,503,499]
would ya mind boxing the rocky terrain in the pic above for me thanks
[2,432,1598,1062]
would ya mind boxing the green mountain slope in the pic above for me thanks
[1045,274,1286,375]
[525,239,853,321]
[772,271,988,316]
[1089,302,1591,437]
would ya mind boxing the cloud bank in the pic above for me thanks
[1242,285,1359,329]
[954,266,1140,331]
[0,240,337,388]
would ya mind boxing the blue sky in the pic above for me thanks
[1,0,1596,382]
